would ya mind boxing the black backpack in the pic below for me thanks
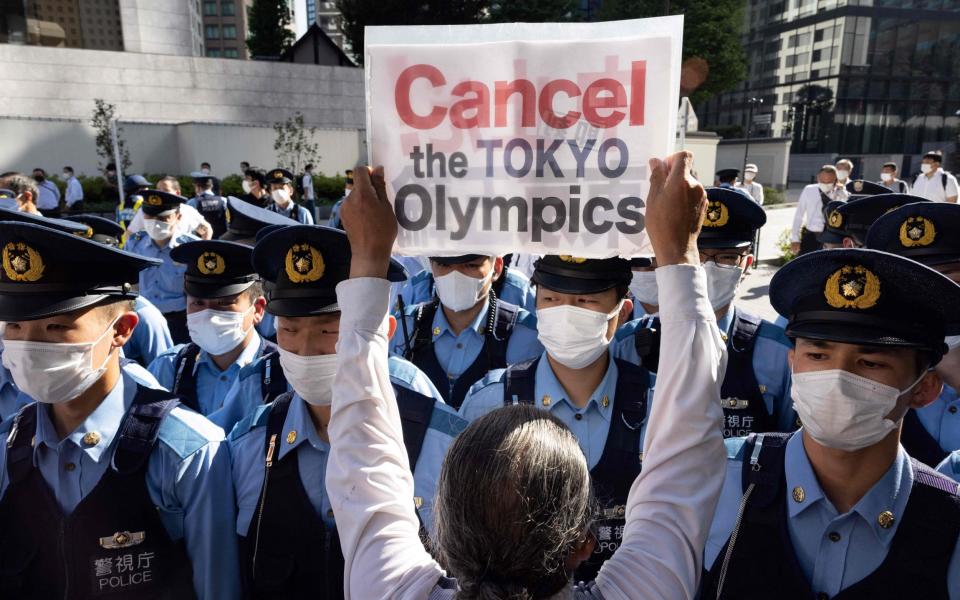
[295,173,306,198]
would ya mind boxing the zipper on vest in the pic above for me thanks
[251,433,278,579]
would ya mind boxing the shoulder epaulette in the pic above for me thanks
[725,436,749,461]
[158,410,213,459]
[467,368,508,397]
[614,318,645,341]
[387,355,419,386]
[228,403,272,442]
[757,320,793,347]
[514,308,537,329]
[427,402,469,438]
[237,355,268,382]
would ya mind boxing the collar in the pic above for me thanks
[277,394,330,460]
[717,310,734,338]
[432,297,490,340]
[785,432,911,547]
[534,350,618,422]
[195,333,263,374]
[35,370,134,465]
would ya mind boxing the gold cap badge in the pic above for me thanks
[854,180,864,192]
[824,265,880,310]
[2,242,45,282]
[828,210,843,229]
[284,243,324,283]
[558,255,587,264]
[703,201,729,227]
[273,170,284,179]
[899,216,935,248]
[146,194,163,206]
[197,252,226,275]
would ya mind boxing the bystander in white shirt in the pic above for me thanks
[64,175,84,207]
[913,167,959,203]
[790,183,846,243]
[302,173,315,201]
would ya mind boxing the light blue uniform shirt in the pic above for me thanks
[396,268,537,313]
[705,433,960,597]
[917,384,960,454]
[148,334,265,416]
[0,362,20,421]
[939,450,960,480]
[390,298,542,394]
[459,350,651,469]
[613,308,795,433]
[123,295,174,366]
[125,232,198,313]
[228,358,466,533]
[256,312,277,340]
[266,201,314,224]
[327,197,345,229]
[0,367,241,599]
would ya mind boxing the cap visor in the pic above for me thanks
[0,293,112,321]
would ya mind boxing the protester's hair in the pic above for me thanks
[835,158,853,169]
[305,163,314,171]
[157,175,182,194]
[923,150,943,163]
[881,162,898,171]
[5,174,38,201]
[717,172,737,184]
[434,404,592,600]
[819,165,839,177]
[245,167,267,186]
[201,162,211,169]
[63,166,74,174]
[196,178,214,192]
[32,167,46,176]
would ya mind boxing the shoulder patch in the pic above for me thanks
[154,343,189,362]
[428,402,469,438]
[514,308,537,329]
[237,354,269,382]
[757,320,793,348]
[409,269,434,287]
[725,436,749,461]
[158,408,218,459]
[505,269,531,285]
[614,318,645,341]
[465,368,508,399]
[228,403,272,442]
[387,355,419,386]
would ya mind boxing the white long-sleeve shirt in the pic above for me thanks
[913,168,959,203]
[328,265,727,600]
[790,184,847,242]
[64,176,84,207]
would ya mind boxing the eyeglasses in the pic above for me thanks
[699,252,748,267]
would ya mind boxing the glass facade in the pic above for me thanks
[697,0,960,156]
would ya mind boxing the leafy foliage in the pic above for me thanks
[487,0,581,22]
[272,112,321,176]
[90,99,130,173]
[247,0,295,59]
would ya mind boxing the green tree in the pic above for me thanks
[90,98,130,173]
[247,0,295,59]
[487,0,581,22]
[273,112,321,175]
[338,0,488,65]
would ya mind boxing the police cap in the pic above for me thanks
[835,193,930,244]
[267,168,294,185]
[0,207,92,237]
[0,189,15,200]
[844,179,889,197]
[818,200,847,245]
[252,225,406,317]
[865,202,960,267]
[532,255,631,295]
[171,240,257,299]
[64,214,124,246]
[140,189,186,217]
[222,196,297,245]
[429,254,487,266]
[698,187,767,249]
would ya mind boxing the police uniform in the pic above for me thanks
[846,178,893,198]
[390,253,542,410]
[148,240,271,416]
[328,197,345,229]
[117,175,149,230]
[940,451,960,481]
[701,248,960,599]
[867,202,960,466]
[834,192,931,247]
[818,199,848,246]
[264,169,314,224]
[0,221,240,598]
[186,173,228,238]
[396,261,537,313]
[459,254,650,582]
[124,190,199,345]
[226,224,464,597]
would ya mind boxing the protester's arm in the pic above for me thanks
[593,152,726,600]
[327,167,444,600]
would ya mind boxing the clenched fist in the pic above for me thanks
[645,151,706,267]
[341,166,398,279]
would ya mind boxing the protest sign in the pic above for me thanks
[366,17,683,258]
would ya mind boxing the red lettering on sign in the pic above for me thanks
[538,79,581,129]
[395,64,447,129]
[583,78,626,128]
[494,80,536,128]
[450,81,490,129]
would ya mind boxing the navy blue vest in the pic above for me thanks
[195,195,228,238]
[502,356,650,582]
[720,310,774,438]
[0,388,195,599]
[900,408,950,468]
[404,296,519,410]
[240,386,437,598]
[173,339,282,413]
[701,432,960,599]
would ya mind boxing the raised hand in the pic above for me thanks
[341,166,398,279]
[645,151,706,267]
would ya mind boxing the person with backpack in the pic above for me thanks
[913,150,959,203]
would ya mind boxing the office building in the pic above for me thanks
[202,0,253,59]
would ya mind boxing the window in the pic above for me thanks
[221,1,235,16]
[224,48,239,58]
[205,25,219,39]
[812,49,822,61]
[206,48,222,57]
[222,24,237,39]
[203,1,217,16]
[814,28,825,42]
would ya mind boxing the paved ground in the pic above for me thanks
[735,203,796,322]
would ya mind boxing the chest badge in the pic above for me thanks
[99,530,145,549]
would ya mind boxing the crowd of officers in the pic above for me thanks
[0,149,955,599]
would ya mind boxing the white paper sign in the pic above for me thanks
[366,17,683,258]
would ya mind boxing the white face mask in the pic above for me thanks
[434,268,492,312]
[744,172,755,181]
[145,218,174,241]
[704,262,744,312]
[629,271,659,308]
[2,318,118,404]
[537,303,620,370]
[241,180,253,194]
[278,347,337,406]
[836,169,850,181]
[945,335,960,352]
[201,168,210,175]
[921,163,934,174]
[271,189,291,206]
[880,172,894,182]
[818,182,835,194]
[62,172,71,180]
[791,368,926,452]
[187,306,254,356]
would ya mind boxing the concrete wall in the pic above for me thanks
[717,137,793,189]
[120,0,203,57]
[0,44,364,129]
[0,117,361,179]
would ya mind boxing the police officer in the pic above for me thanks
[0,221,240,598]
[148,240,271,417]
[125,190,199,344]
[615,188,794,436]
[117,174,151,231]
[833,192,931,248]
[240,167,271,209]
[702,248,960,598]
[627,256,658,319]
[941,451,960,480]
[187,172,228,238]
[327,169,352,229]
[265,168,314,224]
[867,202,960,467]
[390,254,541,409]
[396,254,537,312]
[227,224,466,597]
[221,196,299,246]
[818,200,848,250]
[458,253,652,581]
